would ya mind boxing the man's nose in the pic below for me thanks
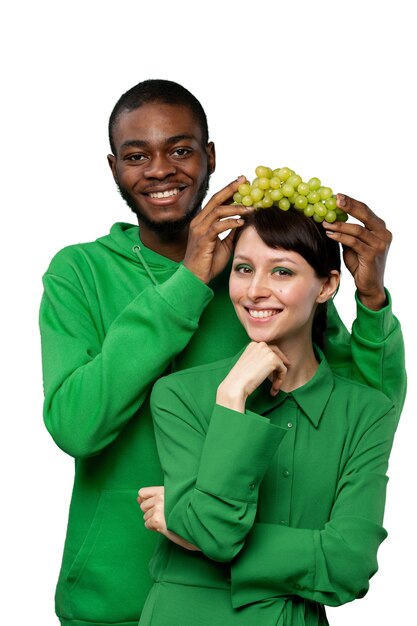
[144,154,176,179]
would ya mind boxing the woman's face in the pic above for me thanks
[229,226,338,346]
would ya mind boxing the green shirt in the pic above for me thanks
[39,223,406,626]
[145,349,397,625]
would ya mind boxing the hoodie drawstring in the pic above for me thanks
[133,245,159,286]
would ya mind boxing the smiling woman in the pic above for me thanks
[139,205,402,626]
[229,208,340,355]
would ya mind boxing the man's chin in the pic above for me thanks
[139,215,195,236]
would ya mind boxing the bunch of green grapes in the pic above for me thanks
[233,165,348,223]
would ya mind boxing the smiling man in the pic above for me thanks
[39,79,406,626]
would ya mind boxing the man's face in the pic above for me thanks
[108,102,215,235]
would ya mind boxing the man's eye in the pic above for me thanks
[173,148,192,157]
[126,154,147,162]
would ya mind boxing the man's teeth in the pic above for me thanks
[249,309,278,319]
[149,189,179,199]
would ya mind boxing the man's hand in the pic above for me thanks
[324,194,391,310]
[183,176,253,283]
[137,486,200,551]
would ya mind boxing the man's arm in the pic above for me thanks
[324,195,406,417]
[40,178,251,459]
[40,262,213,458]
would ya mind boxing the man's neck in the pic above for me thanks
[138,222,189,263]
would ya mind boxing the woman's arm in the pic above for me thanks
[150,370,286,561]
[230,404,397,609]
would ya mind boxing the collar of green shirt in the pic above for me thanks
[245,345,334,428]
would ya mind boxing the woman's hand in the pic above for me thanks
[216,342,289,413]
[137,486,200,551]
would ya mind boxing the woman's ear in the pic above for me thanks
[316,270,340,303]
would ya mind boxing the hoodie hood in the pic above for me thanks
[97,222,180,270]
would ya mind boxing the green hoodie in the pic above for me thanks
[39,222,406,626]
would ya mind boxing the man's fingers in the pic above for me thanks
[192,204,251,234]
[201,176,247,213]
[326,222,389,258]
[325,194,392,242]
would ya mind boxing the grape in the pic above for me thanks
[308,177,321,191]
[255,165,273,178]
[307,190,321,204]
[233,165,348,224]
[294,195,308,210]
[324,210,337,223]
[269,176,282,189]
[282,183,295,197]
[325,196,337,211]
[270,188,283,202]
[238,182,252,197]
[297,182,310,196]
[250,187,264,202]
[278,198,291,211]
[241,195,253,207]
[258,176,271,190]
[287,174,302,188]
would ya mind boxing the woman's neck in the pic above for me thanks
[272,339,319,392]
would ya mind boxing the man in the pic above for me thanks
[39,79,406,626]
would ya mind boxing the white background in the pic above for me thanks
[1,1,415,624]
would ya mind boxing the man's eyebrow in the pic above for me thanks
[120,134,197,151]
[120,139,147,150]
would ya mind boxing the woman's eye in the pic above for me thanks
[272,267,293,276]
[235,264,253,274]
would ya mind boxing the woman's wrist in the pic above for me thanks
[216,384,246,413]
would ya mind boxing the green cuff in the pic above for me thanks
[354,289,395,342]
[231,523,316,608]
[156,264,213,322]
[196,405,286,503]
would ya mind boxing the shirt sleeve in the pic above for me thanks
[325,291,406,422]
[230,404,397,609]
[39,262,213,458]
[151,379,286,562]
[351,291,406,421]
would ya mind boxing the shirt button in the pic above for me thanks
[287,422,293,428]
[249,483,255,491]
[282,470,290,478]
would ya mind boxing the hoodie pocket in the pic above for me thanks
[64,489,156,622]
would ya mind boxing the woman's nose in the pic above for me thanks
[247,276,271,300]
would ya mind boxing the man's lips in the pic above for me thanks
[148,188,180,199]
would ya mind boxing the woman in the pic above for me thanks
[138,205,397,625]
